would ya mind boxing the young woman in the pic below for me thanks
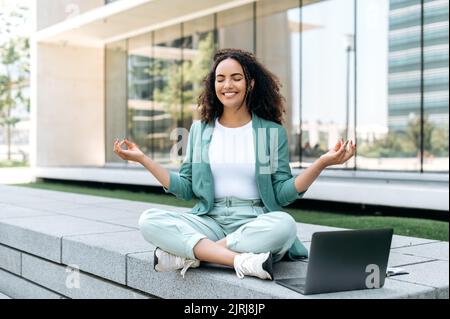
[114,48,356,281]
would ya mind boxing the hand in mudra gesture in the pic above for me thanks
[113,138,145,163]
[319,139,356,167]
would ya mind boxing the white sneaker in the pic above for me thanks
[234,252,273,280]
[153,247,200,278]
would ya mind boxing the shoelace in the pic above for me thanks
[156,248,199,278]
[180,259,198,278]
[158,250,186,270]
[234,253,260,279]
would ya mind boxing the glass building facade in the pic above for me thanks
[105,0,448,173]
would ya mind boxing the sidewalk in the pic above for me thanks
[0,167,34,184]
[0,184,448,299]
[0,292,11,299]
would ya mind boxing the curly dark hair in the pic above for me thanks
[197,48,286,125]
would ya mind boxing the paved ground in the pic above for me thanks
[0,292,11,299]
[0,168,33,184]
[0,184,448,299]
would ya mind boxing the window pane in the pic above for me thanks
[257,0,300,164]
[423,0,448,171]
[301,0,355,169]
[152,25,183,164]
[105,40,127,163]
[356,0,422,171]
[128,33,153,161]
[182,16,216,128]
[217,3,254,52]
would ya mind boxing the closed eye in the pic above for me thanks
[216,77,243,82]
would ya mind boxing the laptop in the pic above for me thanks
[276,228,394,295]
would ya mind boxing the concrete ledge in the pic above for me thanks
[0,268,64,299]
[126,251,441,299]
[0,291,11,299]
[62,230,155,284]
[0,184,448,299]
[393,242,449,260]
[0,244,21,275]
[21,254,154,299]
[0,215,132,263]
[389,260,449,299]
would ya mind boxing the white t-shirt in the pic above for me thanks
[208,117,260,200]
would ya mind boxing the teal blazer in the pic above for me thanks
[164,111,308,260]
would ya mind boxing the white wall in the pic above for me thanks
[35,43,105,166]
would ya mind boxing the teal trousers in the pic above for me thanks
[138,196,298,263]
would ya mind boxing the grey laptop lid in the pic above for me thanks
[276,228,393,295]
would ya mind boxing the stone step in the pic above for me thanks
[0,291,11,299]
[0,184,448,299]
[0,268,63,299]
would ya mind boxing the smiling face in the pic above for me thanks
[215,58,252,110]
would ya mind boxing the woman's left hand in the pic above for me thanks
[319,139,356,167]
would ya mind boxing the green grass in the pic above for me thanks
[15,181,449,242]
[285,209,448,241]
[0,160,29,168]
[16,181,197,208]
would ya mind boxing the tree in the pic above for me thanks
[0,2,30,161]
[406,114,434,156]
[0,38,29,161]
[153,32,214,126]
[358,114,446,159]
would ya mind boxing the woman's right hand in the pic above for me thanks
[114,138,145,163]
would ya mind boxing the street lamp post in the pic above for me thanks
[344,34,354,141]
